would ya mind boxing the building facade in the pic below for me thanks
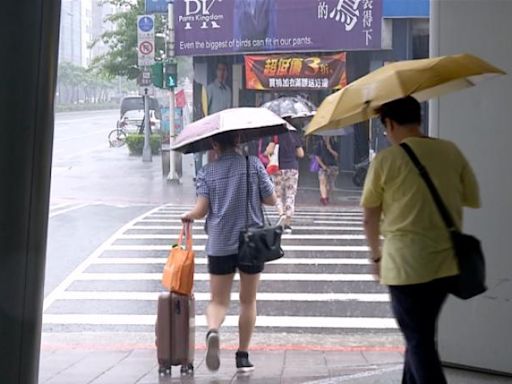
[59,0,83,65]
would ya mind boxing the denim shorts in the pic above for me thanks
[208,254,264,275]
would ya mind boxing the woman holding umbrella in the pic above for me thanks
[261,96,314,231]
[175,107,289,372]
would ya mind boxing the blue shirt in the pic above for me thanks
[206,80,232,114]
[196,151,274,256]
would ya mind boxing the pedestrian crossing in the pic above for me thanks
[49,201,91,218]
[42,204,398,333]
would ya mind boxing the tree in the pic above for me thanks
[57,62,84,103]
[57,61,126,104]
[90,0,193,81]
[90,0,165,79]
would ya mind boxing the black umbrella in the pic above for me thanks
[261,95,316,120]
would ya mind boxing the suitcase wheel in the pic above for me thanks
[158,366,172,376]
[180,363,194,376]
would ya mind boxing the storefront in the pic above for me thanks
[174,0,428,188]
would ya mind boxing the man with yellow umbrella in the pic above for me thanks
[364,95,479,383]
[306,53,504,383]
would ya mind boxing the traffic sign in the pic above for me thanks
[137,15,155,67]
[138,69,152,86]
[138,16,154,33]
[139,41,154,55]
[138,53,154,67]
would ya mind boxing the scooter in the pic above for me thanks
[351,118,385,187]
[352,148,376,187]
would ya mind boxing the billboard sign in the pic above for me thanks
[245,53,347,90]
[175,0,382,56]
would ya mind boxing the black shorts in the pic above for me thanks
[208,254,264,275]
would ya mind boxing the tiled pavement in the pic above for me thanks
[39,347,404,384]
[39,345,512,384]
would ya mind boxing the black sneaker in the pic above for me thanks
[235,351,254,373]
[205,329,220,371]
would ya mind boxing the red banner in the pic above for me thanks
[245,53,347,91]
[175,89,187,108]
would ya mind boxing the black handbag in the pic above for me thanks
[400,143,487,300]
[238,156,284,267]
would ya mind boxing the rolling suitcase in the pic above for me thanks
[155,292,195,375]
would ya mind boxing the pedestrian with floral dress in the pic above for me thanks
[265,129,304,233]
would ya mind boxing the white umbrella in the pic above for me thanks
[171,107,294,154]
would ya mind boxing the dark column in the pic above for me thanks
[346,52,370,164]
[0,1,61,383]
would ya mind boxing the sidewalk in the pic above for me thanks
[39,341,512,384]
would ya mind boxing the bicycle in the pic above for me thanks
[108,126,128,147]
[108,115,154,147]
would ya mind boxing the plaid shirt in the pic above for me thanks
[196,151,274,256]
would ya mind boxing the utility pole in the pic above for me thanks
[137,15,155,162]
[167,0,180,183]
[142,87,152,162]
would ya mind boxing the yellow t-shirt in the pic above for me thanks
[361,137,480,285]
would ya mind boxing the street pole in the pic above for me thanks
[142,87,152,162]
[167,0,180,183]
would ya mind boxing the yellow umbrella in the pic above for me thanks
[305,53,506,135]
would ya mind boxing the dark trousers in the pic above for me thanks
[389,276,455,384]
[194,152,204,177]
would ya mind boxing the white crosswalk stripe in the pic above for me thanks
[43,314,397,329]
[49,201,91,218]
[42,204,398,332]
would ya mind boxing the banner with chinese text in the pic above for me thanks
[245,53,347,90]
[175,0,382,56]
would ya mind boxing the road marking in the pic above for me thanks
[43,314,397,328]
[304,365,403,383]
[50,202,75,210]
[129,225,364,231]
[158,209,364,216]
[75,272,375,281]
[91,257,371,265]
[153,214,365,220]
[58,291,390,302]
[146,214,364,221]
[140,219,206,223]
[117,234,366,240]
[43,206,163,312]
[140,219,365,226]
[315,220,364,225]
[106,245,370,252]
[49,203,90,218]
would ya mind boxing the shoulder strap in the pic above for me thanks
[399,143,458,232]
[245,156,271,228]
[245,156,249,230]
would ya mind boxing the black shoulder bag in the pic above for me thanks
[400,143,486,300]
[238,156,284,267]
